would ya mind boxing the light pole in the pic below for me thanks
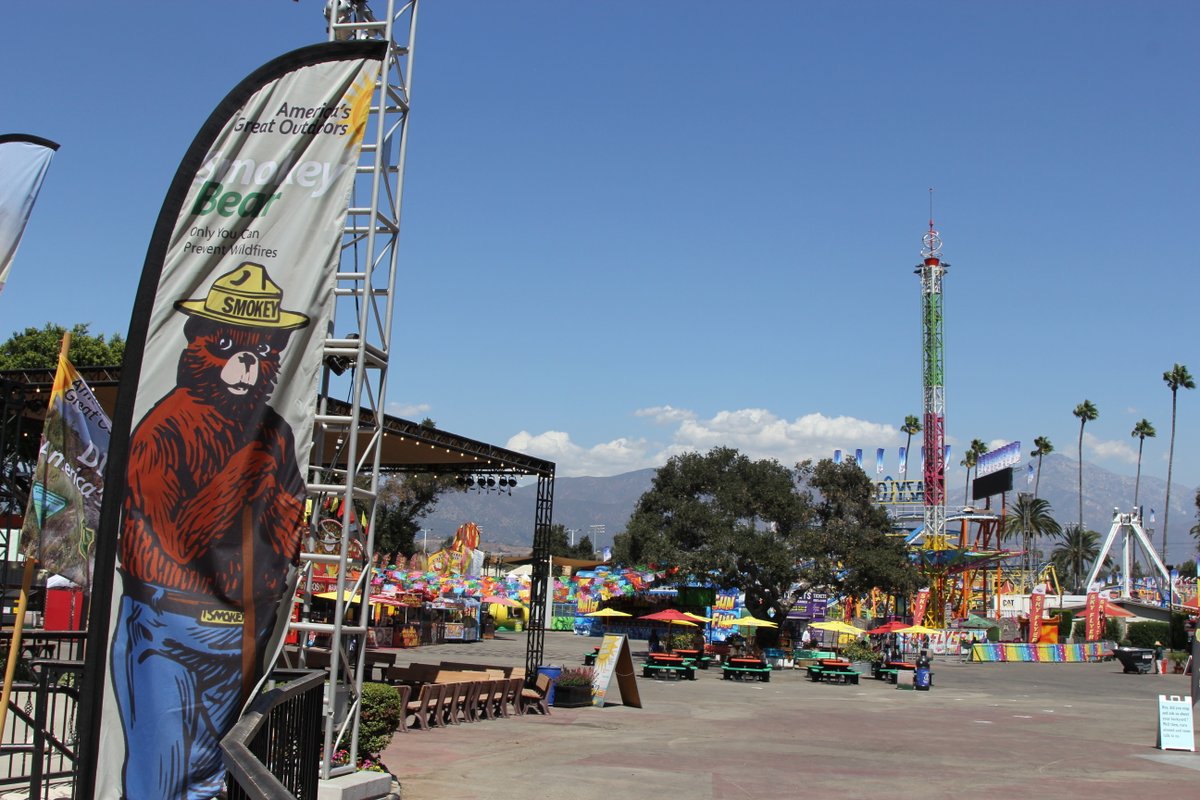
[589,524,606,557]
[419,528,430,554]
[566,528,579,547]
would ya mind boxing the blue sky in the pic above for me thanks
[4,2,1198,508]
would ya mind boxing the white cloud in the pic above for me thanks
[505,430,657,478]
[509,407,902,477]
[1083,432,1138,465]
[387,401,432,419]
[634,405,697,426]
[670,409,897,466]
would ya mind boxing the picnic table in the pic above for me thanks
[672,648,711,669]
[643,652,696,680]
[722,656,771,682]
[806,658,860,685]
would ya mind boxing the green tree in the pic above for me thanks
[546,524,597,559]
[1030,436,1053,499]
[373,472,460,557]
[1004,494,1062,580]
[0,322,125,369]
[371,419,461,556]
[1072,400,1098,531]
[1051,525,1102,593]
[573,534,595,559]
[960,438,987,505]
[900,415,921,478]
[797,459,922,601]
[1130,419,1155,510]
[619,447,812,621]
[1162,364,1194,563]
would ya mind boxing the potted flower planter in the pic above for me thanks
[551,666,596,707]
[552,684,593,708]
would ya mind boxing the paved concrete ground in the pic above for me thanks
[381,631,1200,800]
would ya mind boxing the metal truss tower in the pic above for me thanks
[916,222,949,577]
[288,0,419,781]
[1084,507,1171,600]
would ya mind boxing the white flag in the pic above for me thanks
[0,134,59,294]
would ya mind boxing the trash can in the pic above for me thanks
[1114,647,1155,674]
[914,652,932,691]
[536,665,563,706]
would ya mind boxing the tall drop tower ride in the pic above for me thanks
[916,220,948,553]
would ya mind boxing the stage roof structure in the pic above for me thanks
[0,366,554,478]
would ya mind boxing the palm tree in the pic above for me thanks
[1052,524,1102,593]
[1030,436,1053,499]
[1162,364,1194,564]
[1130,419,1156,510]
[961,450,977,506]
[960,439,987,505]
[1072,400,1098,532]
[1004,494,1063,584]
[900,415,921,477]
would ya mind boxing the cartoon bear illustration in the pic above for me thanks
[110,262,309,799]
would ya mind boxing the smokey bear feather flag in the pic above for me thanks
[79,41,385,800]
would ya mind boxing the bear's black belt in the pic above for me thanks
[119,572,246,625]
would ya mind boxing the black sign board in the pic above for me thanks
[972,467,1013,501]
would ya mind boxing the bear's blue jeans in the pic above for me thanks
[111,586,248,799]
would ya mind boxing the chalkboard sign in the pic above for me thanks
[591,633,641,708]
[1156,694,1196,751]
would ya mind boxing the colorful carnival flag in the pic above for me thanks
[911,587,931,627]
[20,346,110,589]
[83,41,386,800]
[1029,586,1047,643]
[1085,590,1102,641]
[0,134,58,294]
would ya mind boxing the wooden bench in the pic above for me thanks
[722,665,771,682]
[643,663,696,680]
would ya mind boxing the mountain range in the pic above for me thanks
[418,453,1199,564]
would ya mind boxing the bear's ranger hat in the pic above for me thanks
[175,262,310,330]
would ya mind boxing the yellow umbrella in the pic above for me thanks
[808,620,864,636]
[584,608,632,618]
[895,624,941,635]
[314,590,366,603]
[684,612,712,623]
[729,615,778,629]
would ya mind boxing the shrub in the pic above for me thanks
[1125,621,1170,649]
[668,632,697,651]
[555,667,595,687]
[841,640,881,663]
[1050,610,1074,641]
[358,682,403,757]
[1169,611,1188,650]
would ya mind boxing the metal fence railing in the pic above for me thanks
[222,669,325,800]
[0,654,83,800]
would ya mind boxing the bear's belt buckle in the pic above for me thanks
[199,608,245,626]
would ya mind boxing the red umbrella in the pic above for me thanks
[639,609,699,624]
[866,620,910,635]
[638,608,700,652]
[1102,601,1134,618]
